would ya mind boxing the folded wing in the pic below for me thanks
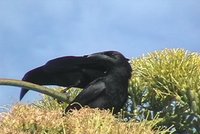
[20,55,113,100]
[65,79,106,112]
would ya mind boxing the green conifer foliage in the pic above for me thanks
[129,49,200,133]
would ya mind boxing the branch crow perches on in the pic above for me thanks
[20,51,132,114]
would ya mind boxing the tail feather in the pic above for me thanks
[20,67,51,100]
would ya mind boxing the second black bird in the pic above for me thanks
[20,51,132,114]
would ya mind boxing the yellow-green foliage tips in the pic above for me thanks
[130,48,200,114]
[0,104,169,134]
[0,104,65,134]
[34,87,82,111]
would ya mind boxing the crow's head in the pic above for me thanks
[88,51,132,78]
[88,51,129,64]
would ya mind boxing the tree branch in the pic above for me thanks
[0,78,70,103]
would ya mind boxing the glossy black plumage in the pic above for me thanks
[20,51,132,114]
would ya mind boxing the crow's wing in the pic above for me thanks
[20,55,113,100]
[65,79,106,112]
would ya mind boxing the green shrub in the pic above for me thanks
[129,49,200,133]
[0,104,171,134]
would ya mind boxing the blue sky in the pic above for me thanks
[0,1,200,109]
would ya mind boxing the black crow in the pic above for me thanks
[20,51,132,114]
